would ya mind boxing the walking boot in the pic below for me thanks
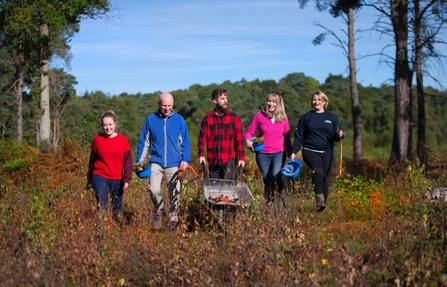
[277,191,286,212]
[264,181,275,214]
[316,193,326,212]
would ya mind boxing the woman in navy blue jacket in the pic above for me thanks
[290,91,345,212]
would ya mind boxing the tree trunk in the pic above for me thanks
[389,0,412,166]
[14,59,24,143]
[36,117,41,146]
[51,104,67,152]
[52,117,59,151]
[39,23,51,150]
[414,0,425,167]
[347,7,362,160]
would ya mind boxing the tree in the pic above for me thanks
[411,0,447,166]
[0,0,111,150]
[48,68,77,150]
[298,0,364,160]
[389,0,413,165]
[0,1,36,142]
[366,0,412,165]
[368,0,447,166]
[0,48,16,140]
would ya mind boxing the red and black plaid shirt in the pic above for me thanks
[197,109,245,166]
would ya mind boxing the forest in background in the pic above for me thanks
[2,71,447,164]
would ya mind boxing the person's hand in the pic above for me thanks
[238,160,245,168]
[290,153,296,161]
[338,130,345,138]
[123,182,129,190]
[180,161,189,170]
[132,162,143,171]
[199,156,206,165]
[245,139,254,152]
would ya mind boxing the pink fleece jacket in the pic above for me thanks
[244,110,292,156]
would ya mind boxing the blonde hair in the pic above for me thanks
[100,110,121,133]
[264,91,287,122]
[313,91,329,108]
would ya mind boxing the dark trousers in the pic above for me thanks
[91,174,124,213]
[209,159,236,180]
[302,149,334,203]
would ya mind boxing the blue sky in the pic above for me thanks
[65,0,447,96]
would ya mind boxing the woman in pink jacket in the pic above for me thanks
[245,92,292,210]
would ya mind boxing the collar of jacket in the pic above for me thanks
[212,108,231,117]
[156,109,174,118]
[261,108,272,118]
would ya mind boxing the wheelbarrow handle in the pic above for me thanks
[201,162,208,179]
[238,165,244,181]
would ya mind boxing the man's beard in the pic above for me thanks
[216,103,228,114]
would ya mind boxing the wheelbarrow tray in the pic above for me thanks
[202,178,254,207]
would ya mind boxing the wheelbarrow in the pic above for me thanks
[201,163,254,226]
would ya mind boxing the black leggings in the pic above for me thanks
[302,149,334,202]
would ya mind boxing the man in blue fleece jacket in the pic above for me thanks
[136,92,191,231]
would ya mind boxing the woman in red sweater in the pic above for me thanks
[87,110,133,218]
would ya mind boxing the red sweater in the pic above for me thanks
[87,133,133,184]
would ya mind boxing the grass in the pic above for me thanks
[1,139,447,286]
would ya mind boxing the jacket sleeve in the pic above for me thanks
[244,113,259,141]
[180,119,191,163]
[235,115,246,161]
[136,117,151,163]
[283,117,293,157]
[332,115,345,142]
[292,116,305,154]
[197,116,207,158]
[123,149,133,184]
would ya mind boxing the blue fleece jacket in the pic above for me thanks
[136,110,190,168]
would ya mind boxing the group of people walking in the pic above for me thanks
[86,88,345,230]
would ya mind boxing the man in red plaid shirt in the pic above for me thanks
[198,88,245,179]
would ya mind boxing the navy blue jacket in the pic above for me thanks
[292,110,343,153]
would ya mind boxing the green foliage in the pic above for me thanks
[2,158,28,171]
[333,174,383,221]
[1,59,447,162]
[0,140,38,171]
[1,139,447,285]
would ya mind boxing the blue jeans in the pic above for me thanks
[91,174,124,213]
[256,152,285,202]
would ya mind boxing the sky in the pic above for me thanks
[65,0,447,96]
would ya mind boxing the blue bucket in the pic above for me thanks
[281,159,302,179]
[253,142,264,152]
[135,165,151,179]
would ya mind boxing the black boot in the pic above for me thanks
[316,193,326,212]
[277,191,286,212]
[264,183,274,214]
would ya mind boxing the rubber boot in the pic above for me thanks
[316,193,326,212]
[277,191,286,212]
[264,182,275,214]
